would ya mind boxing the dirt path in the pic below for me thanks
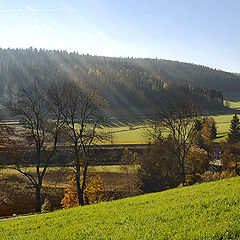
[0,214,36,222]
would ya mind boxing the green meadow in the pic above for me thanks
[1,177,240,239]
[106,101,240,144]
[109,125,149,144]
[0,165,136,175]
[109,114,238,144]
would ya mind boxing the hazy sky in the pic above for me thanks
[0,0,240,72]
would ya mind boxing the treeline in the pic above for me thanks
[0,48,230,116]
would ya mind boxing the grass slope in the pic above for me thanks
[1,177,240,239]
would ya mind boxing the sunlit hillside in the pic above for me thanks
[1,177,240,239]
[1,48,236,117]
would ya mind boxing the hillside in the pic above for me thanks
[1,177,240,239]
[0,48,236,117]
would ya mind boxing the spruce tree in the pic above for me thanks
[211,120,217,139]
[228,114,240,143]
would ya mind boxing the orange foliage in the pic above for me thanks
[201,122,212,145]
[221,142,240,173]
[61,174,104,208]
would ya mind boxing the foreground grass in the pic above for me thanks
[1,177,240,239]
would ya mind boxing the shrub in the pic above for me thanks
[136,138,181,193]
[185,145,209,181]
[41,198,52,213]
[221,142,240,175]
[201,170,237,182]
[61,174,104,208]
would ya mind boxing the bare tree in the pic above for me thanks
[49,81,109,206]
[155,102,201,185]
[6,85,64,212]
[0,113,15,158]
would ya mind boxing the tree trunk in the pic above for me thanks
[35,186,41,213]
[181,161,186,186]
[75,170,84,206]
[80,166,88,205]
[75,152,84,206]
[78,188,84,206]
[75,172,84,206]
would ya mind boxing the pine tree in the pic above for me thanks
[211,120,217,139]
[228,114,240,143]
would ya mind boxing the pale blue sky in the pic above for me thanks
[0,0,240,72]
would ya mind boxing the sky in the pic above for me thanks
[0,0,240,72]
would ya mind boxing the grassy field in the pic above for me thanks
[228,101,240,109]
[212,114,236,142]
[0,165,135,175]
[6,101,240,145]
[107,101,240,144]
[108,113,239,144]
[1,177,240,239]
[108,125,149,144]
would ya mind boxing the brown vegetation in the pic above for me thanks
[0,173,64,217]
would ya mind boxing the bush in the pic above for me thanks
[136,138,181,193]
[185,146,209,181]
[186,174,202,185]
[61,174,105,208]
[201,170,237,182]
[221,142,240,174]
[41,198,52,213]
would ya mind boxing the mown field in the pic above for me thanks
[109,115,238,144]
[5,101,240,145]
[1,177,240,239]
[0,165,135,175]
[7,116,235,145]
[106,101,240,144]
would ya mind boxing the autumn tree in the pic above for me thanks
[136,136,181,193]
[185,146,208,184]
[61,174,104,208]
[202,122,213,146]
[155,102,201,185]
[6,85,64,212]
[221,142,240,175]
[202,117,217,140]
[49,81,109,206]
[201,118,216,159]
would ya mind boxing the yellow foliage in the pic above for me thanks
[88,68,94,75]
[201,122,212,145]
[185,145,208,176]
[61,174,104,208]
[163,83,168,89]
[96,69,101,76]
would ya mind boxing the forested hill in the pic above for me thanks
[1,48,238,117]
